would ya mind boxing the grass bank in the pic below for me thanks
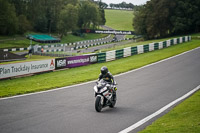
[0,39,200,98]
[61,33,107,43]
[139,90,200,133]
[105,9,134,31]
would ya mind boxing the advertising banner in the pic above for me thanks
[0,59,55,79]
[66,55,97,68]
[81,29,135,35]
[55,58,67,69]
[89,54,98,64]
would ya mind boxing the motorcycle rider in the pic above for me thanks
[98,66,117,100]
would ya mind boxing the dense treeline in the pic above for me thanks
[133,0,200,39]
[0,0,105,37]
[110,2,134,9]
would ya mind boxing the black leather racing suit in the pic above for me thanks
[98,72,114,84]
[98,72,116,100]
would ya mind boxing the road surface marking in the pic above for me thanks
[119,84,200,133]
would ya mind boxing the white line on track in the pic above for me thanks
[119,84,200,133]
[0,47,200,101]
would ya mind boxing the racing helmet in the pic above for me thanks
[101,66,108,75]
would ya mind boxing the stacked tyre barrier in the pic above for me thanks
[97,36,191,63]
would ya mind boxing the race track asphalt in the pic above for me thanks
[0,47,200,133]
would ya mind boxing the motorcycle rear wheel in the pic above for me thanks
[95,96,102,112]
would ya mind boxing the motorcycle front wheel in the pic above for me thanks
[95,96,102,112]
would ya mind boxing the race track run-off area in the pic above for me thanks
[0,48,200,133]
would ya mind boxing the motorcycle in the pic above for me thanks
[93,79,117,112]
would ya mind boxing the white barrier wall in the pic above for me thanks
[180,37,182,43]
[185,36,188,42]
[174,38,177,45]
[159,42,163,49]
[149,43,154,51]
[106,50,116,62]
[123,47,131,57]
[0,59,55,79]
[167,40,171,47]
[137,45,144,54]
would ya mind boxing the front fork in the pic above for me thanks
[95,92,104,105]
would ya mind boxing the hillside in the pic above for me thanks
[105,9,134,31]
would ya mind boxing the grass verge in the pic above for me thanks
[139,90,200,133]
[0,55,56,65]
[61,33,107,43]
[0,39,200,97]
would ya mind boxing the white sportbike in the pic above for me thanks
[93,79,117,112]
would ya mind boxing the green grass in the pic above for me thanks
[61,33,107,43]
[0,55,55,65]
[139,90,200,133]
[105,9,134,31]
[0,37,38,49]
[0,39,200,98]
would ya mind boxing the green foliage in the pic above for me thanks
[133,0,200,39]
[18,15,32,34]
[109,2,134,9]
[171,0,200,34]
[78,1,101,29]
[1,0,105,36]
[57,4,79,38]
[0,0,18,35]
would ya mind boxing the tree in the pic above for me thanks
[0,0,18,35]
[57,4,79,38]
[171,0,200,34]
[133,6,147,38]
[18,15,32,34]
[98,0,106,25]
[78,1,101,29]
[133,0,200,39]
